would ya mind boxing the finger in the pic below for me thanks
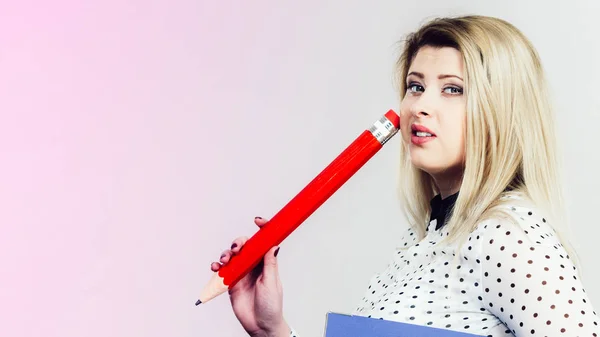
[254,216,269,227]
[260,246,280,284]
[230,236,249,255]
[210,262,221,271]
[219,250,230,264]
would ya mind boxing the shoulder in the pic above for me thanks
[472,194,562,250]
[469,194,577,281]
[470,196,598,336]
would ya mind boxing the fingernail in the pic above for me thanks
[255,216,262,219]
[275,247,280,257]
[231,243,238,249]
[220,254,226,259]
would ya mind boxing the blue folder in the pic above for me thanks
[324,312,485,337]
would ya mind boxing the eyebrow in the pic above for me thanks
[407,71,463,81]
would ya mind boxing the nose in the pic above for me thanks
[409,101,430,117]
[409,96,432,118]
[412,109,429,117]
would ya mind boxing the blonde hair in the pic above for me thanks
[394,15,581,271]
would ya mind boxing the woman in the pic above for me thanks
[210,15,599,337]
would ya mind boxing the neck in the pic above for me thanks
[431,170,463,199]
[437,184,460,199]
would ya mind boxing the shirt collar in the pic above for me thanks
[429,191,459,230]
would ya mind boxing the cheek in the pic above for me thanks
[444,118,466,157]
[399,104,411,138]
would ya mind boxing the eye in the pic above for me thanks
[407,83,424,93]
[443,86,463,94]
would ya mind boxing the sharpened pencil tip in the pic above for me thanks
[195,299,202,306]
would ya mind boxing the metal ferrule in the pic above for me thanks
[368,115,399,145]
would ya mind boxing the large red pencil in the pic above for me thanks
[197,109,400,304]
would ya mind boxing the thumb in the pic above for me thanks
[260,246,281,284]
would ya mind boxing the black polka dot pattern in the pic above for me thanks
[288,198,599,337]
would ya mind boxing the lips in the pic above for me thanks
[410,124,435,137]
[410,124,436,145]
[411,124,436,137]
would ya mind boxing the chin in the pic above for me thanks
[410,158,465,179]
[409,149,432,168]
[409,153,450,176]
[412,163,444,176]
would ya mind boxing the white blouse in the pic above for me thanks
[289,197,598,336]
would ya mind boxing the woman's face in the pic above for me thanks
[400,46,467,181]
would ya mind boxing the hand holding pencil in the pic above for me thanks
[210,216,290,337]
